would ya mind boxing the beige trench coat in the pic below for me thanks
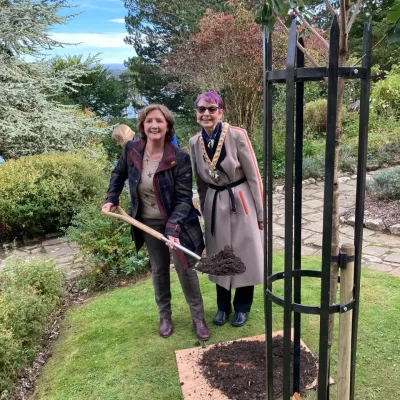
[189,124,264,290]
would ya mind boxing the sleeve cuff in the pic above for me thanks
[104,194,120,205]
[165,222,181,238]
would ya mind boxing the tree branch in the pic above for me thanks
[354,33,388,65]
[295,8,330,50]
[274,13,321,68]
[323,0,336,17]
[347,0,363,34]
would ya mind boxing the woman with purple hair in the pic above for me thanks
[189,91,264,328]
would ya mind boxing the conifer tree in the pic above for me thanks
[0,0,107,159]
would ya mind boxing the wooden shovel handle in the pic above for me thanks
[101,206,166,242]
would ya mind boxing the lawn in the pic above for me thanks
[33,254,400,400]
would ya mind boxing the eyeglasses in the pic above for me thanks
[196,106,219,114]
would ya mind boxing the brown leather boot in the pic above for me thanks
[192,318,210,341]
[159,318,173,338]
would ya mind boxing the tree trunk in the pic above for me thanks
[327,0,351,382]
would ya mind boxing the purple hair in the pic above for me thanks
[194,91,224,109]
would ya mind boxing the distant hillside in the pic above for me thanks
[103,63,127,79]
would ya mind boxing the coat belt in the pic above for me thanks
[209,177,247,236]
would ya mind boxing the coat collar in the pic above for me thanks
[127,139,177,173]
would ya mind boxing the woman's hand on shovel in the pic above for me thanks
[166,236,180,249]
[102,202,117,213]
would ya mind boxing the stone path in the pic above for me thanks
[272,176,400,277]
[0,236,85,280]
[0,177,399,279]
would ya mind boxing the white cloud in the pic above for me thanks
[51,32,129,48]
[109,18,125,24]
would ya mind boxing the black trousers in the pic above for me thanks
[216,284,254,313]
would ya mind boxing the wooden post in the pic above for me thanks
[337,243,355,400]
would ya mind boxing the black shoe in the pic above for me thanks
[213,309,231,326]
[231,312,248,327]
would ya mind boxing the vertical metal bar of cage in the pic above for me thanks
[350,20,372,400]
[317,16,339,400]
[263,24,274,400]
[283,18,296,400]
[293,36,305,395]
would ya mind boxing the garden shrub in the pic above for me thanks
[0,152,106,240]
[0,257,64,396]
[304,99,327,135]
[367,166,400,200]
[0,324,21,397]
[303,155,324,179]
[101,132,122,163]
[339,144,357,173]
[370,66,400,118]
[1,257,64,308]
[66,195,150,290]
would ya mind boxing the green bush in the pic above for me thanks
[66,196,149,290]
[367,166,400,200]
[371,66,400,118]
[0,152,106,240]
[1,257,64,308]
[0,324,21,396]
[101,133,122,163]
[374,138,400,166]
[304,99,328,135]
[0,257,64,395]
[339,144,357,173]
[303,155,324,179]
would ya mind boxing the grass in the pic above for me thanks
[33,254,400,400]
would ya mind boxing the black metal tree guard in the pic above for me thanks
[263,16,372,400]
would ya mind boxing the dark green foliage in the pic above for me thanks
[0,153,106,240]
[101,133,123,163]
[350,0,400,70]
[66,196,150,290]
[52,55,130,119]
[123,0,228,112]
[0,257,64,395]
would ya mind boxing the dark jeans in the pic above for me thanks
[216,284,254,313]
[142,218,205,320]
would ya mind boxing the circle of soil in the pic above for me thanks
[200,336,317,400]
[195,246,246,276]
[342,196,400,231]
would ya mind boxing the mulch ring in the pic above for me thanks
[195,246,246,276]
[200,336,317,400]
[342,195,400,231]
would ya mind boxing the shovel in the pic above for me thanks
[102,206,202,261]
[101,206,245,277]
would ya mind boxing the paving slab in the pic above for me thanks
[369,233,400,248]
[302,199,325,209]
[383,253,400,263]
[363,262,394,273]
[302,213,324,222]
[363,246,390,257]
[391,267,400,277]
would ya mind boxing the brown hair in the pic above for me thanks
[111,124,135,147]
[136,104,175,142]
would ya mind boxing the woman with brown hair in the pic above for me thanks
[102,104,210,340]
[189,91,264,328]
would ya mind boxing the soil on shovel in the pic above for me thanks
[200,335,318,400]
[195,246,246,276]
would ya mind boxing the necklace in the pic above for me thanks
[145,148,163,162]
[200,122,229,181]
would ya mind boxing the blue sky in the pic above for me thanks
[47,0,135,66]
